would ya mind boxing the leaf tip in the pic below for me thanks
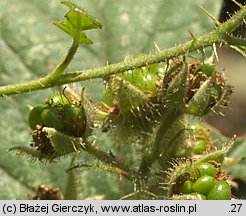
[55,1,102,44]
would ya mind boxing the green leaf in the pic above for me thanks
[165,62,189,110]
[54,1,102,44]
[227,139,246,182]
[186,76,214,116]
[0,0,223,199]
[43,127,84,156]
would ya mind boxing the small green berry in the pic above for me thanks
[193,162,217,177]
[141,71,157,93]
[192,175,215,195]
[28,104,47,130]
[180,180,193,194]
[207,180,231,200]
[61,104,86,137]
[148,63,165,75]
[122,67,159,94]
[62,104,81,119]
[41,107,65,131]
[46,94,69,107]
[122,69,141,87]
[193,140,207,154]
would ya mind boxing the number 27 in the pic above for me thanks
[230,204,242,212]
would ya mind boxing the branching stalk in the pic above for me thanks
[45,39,80,83]
[83,140,136,180]
[138,110,182,177]
[0,5,245,97]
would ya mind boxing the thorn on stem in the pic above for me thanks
[153,42,161,52]
[198,4,221,27]
[187,29,197,40]
[230,0,244,9]
[213,43,219,62]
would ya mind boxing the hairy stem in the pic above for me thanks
[224,34,246,46]
[45,39,79,83]
[83,140,135,180]
[67,163,131,180]
[139,110,182,177]
[0,6,246,97]
[64,156,78,200]
[0,39,79,97]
